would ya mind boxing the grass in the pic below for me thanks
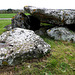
[0,13,30,18]
[41,23,52,26]
[0,17,75,75]
[0,13,30,34]
[0,20,11,34]
[25,13,31,15]
[0,13,16,18]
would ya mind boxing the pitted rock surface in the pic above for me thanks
[0,28,51,66]
[47,27,75,42]
[24,6,75,25]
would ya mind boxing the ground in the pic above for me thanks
[0,13,30,18]
[0,13,75,75]
[0,13,16,18]
[0,20,11,34]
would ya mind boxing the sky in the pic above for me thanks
[0,0,75,9]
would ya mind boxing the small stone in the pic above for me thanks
[28,64,31,68]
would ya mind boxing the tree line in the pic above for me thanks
[0,9,24,14]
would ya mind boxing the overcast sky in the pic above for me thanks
[0,0,75,9]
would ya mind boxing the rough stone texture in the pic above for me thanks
[0,28,51,66]
[47,27,75,42]
[24,6,75,25]
[35,26,50,36]
[11,12,40,31]
[4,24,12,31]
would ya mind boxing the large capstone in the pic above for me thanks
[0,28,51,66]
[24,6,75,26]
[47,27,75,42]
[11,12,40,31]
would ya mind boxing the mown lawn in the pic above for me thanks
[0,13,16,18]
[0,13,30,18]
[0,19,75,75]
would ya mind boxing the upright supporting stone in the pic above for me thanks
[11,12,40,31]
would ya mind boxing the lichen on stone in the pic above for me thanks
[0,28,51,66]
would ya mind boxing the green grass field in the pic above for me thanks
[0,15,75,75]
[0,13,30,18]
[0,13,16,18]
[0,20,11,34]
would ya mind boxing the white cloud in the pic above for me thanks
[0,0,75,9]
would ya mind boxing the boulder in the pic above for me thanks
[0,28,51,66]
[11,12,40,31]
[24,6,75,25]
[47,27,75,42]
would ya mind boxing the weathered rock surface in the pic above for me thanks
[11,12,40,31]
[4,24,12,31]
[47,27,75,42]
[0,28,51,66]
[24,6,75,25]
[35,26,50,36]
